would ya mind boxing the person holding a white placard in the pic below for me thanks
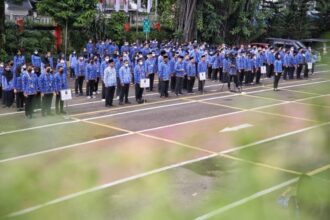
[198,54,208,93]
[54,67,68,115]
[103,59,117,107]
[134,59,146,104]
[304,49,312,79]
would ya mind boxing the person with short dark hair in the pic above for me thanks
[39,67,55,116]
[119,60,131,105]
[14,65,24,111]
[54,67,68,114]
[103,59,117,107]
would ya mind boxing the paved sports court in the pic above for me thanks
[0,65,329,220]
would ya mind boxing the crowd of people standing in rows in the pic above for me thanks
[0,39,318,119]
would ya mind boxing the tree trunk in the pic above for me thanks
[0,0,5,48]
[176,0,197,42]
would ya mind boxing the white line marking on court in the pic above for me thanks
[194,178,300,220]
[5,121,330,218]
[0,71,328,117]
[219,124,254,133]
[195,163,330,220]
[0,79,329,136]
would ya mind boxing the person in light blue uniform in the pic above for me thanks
[174,55,185,96]
[85,59,97,99]
[54,67,68,115]
[2,64,15,108]
[103,59,117,107]
[134,58,147,104]
[69,51,78,78]
[236,53,245,86]
[75,56,86,96]
[187,57,197,93]
[304,49,312,78]
[119,59,132,105]
[266,48,275,78]
[227,54,239,92]
[296,49,304,79]
[31,50,42,69]
[13,49,25,72]
[86,39,94,56]
[198,54,208,93]
[145,52,156,92]
[100,56,110,100]
[22,66,38,118]
[0,62,3,100]
[14,65,24,111]
[274,53,283,91]
[39,67,55,116]
[159,55,171,98]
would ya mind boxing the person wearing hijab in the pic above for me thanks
[2,64,15,108]
[22,66,38,119]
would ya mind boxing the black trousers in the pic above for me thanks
[228,75,239,89]
[198,79,205,92]
[75,76,85,95]
[35,92,41,109]
[297,64,303,79]
[25,94,35,117]
[211,68,219,81]
[135,84,144,102]
[219,67,224,82]
[283,66,288,80]
[95,77,100,92]
[148,73,155,91]
[288,66,295,79]
[3,90,14,107]
[255,68,261,84]
[119,83,130,103]
[170,74,176,92]
[16,91,24,109]
[86,80,95,96]
[0,86,2,99]
[207,66,212,79]
[101,82,105,99]
[55,93,64,113]
[274,73,282,89]
[105,86,115,106]
[267,64,274,78]
[238,70,245,86]
[304,64,309,78]
[175,77,183,95]
[41,93,53,115]
[116,77,121,97]
[70,67,75,78]
[183,75,188,90]
[160,80,169,97]
[245,71,252,84]
[187,76,196,93]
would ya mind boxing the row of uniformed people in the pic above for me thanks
[0,62,68,118]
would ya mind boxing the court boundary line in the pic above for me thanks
[1,78,327,137]
[5,121,330,218]
[0,71,327,118]
[194,164,330,220]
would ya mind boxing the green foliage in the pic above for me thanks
[37,0,98,27]
[313,0,330,32]
[2,22,55,62]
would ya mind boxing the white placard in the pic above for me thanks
[140,78,150,88]
[60,89,72,101]
[199,72,206,81]
[307,62,312,70]
[261,66,267,74]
